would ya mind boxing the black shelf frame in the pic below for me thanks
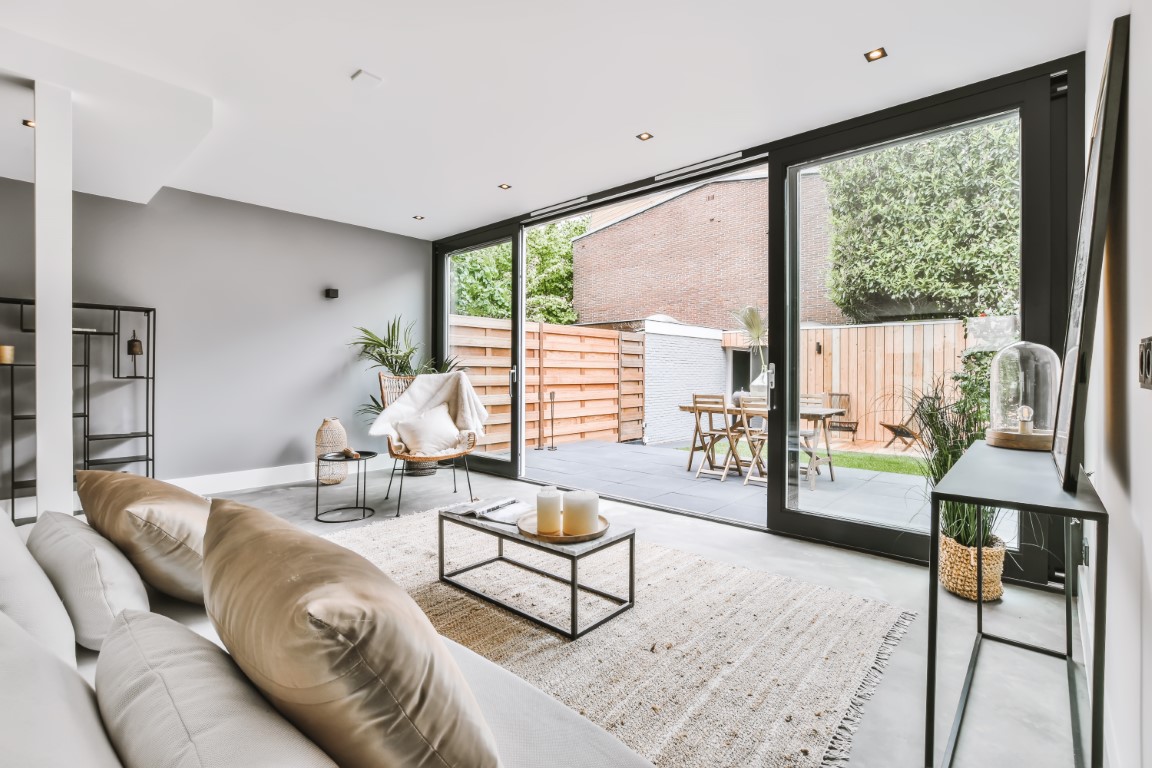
[925,441,1108,768]
[2,297,156,522]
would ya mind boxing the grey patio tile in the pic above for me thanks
[522,439,943,533]
[647,491,733,514]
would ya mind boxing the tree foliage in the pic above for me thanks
[821,118,1022,323]
[449,217,588,325]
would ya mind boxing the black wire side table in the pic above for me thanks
[925,441,1109,768]
[315,450,378,523]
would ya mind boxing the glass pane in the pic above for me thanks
[521,164,770,527]
[790,113,1022,534]
[448,240,514,460]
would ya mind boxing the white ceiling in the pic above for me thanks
[0,0,1089,240]
[0,25,211,203]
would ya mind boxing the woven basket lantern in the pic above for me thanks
[939,534,1005,601]
[315,417,349,485]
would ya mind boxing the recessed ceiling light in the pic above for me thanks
[412,215,425,220]
[22,119,35,128]
[350,69,384,89]
[864,47,888,62]
[498,183,512,190]
[636,132,654,141]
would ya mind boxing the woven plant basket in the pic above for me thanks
[379,374,416,408]
[315,417,348,485]
[939,534,1005,601]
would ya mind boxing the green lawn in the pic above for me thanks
[681,440,923,476]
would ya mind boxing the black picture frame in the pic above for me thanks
[1052,14,1129,491]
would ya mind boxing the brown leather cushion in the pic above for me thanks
[76,471,209,604]
[203,498,502,768]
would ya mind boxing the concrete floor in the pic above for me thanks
[222,466,1086,768]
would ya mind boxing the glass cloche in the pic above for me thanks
[986,340,1061,450]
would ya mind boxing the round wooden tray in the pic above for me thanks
[517,512,610,543]
[985,428,1054,451]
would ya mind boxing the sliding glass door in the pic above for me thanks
[766,65,1079,584]
[439,230,524,479]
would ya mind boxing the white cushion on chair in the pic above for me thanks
[395,404,463,456]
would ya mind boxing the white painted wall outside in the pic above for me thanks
[643,322,727,445]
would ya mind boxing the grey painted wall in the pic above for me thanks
[644,332,728,444]
[0,177,432,480]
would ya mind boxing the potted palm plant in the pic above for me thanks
[350,317,458,475]
[914,350,1006,600]
[733,306,769,400]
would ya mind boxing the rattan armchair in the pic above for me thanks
[378,372,478,515]
[383,432,475,516]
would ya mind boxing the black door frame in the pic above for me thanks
[430,55,1084,582]
[433,224,524,479]
[765,57,1084,583]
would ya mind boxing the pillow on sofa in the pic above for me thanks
[27,511,150,650]
[395,403,462,455]
[203,498,501,768]
[77,470,209,604]
[97,610,337,768]
[0,514,76,666]
[0,610,121,767]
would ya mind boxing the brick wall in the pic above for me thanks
[798,172,849,325]
[643,331,728,445]
[574,179,769,329]
[573,173,847,329]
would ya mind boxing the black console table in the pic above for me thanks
[925,441,1108,768]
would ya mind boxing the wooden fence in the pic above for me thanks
[449,315,644,453]
[799,319,968,443]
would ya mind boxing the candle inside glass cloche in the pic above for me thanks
[985,341,1060,451]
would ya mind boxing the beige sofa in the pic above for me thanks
[0,510,651,768]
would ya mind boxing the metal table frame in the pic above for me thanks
[925,441,1109,768]
[314,451,377,523]
[438,511,635,640]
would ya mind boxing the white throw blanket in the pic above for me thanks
[368,372,488,454]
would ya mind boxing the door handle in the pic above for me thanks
[767,363,776,411]
[508,366,518,396]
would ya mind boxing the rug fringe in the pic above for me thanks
[820,610,917,767]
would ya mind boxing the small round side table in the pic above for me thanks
[315,450,378,523]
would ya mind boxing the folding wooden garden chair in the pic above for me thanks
[828,392,858,441]
[691,394,741,480]
[880,406,926,451]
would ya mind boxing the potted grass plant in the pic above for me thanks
[914,350,1006,601]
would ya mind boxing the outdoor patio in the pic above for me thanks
[523,439,932,530]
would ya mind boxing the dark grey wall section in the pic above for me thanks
[0,177,432,479]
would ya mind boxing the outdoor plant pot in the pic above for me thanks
[939,534,1005,601]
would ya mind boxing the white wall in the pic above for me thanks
[32,82,73,515]
[0,179,432,493]
[644,323,727,445]
[1082,3,1151,766]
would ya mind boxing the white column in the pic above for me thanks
[34,81,74,515]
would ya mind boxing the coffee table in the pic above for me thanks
[438,509,635,640]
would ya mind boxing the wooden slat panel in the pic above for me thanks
[799,320,967,442]
[450,314,645,449]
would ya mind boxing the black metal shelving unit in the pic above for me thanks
[1,297,156,522]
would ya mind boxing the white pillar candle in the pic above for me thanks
[536,486,563,534]
[562,490,599,535]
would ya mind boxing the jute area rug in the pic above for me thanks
[325,512,914,768]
